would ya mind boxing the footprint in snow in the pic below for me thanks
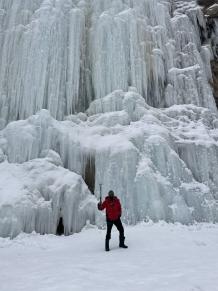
[193,240,207,247]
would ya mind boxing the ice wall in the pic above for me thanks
[0,0,217,127]
[1,0,218,237]
[1,89,218,232]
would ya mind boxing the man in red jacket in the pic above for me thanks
[98,190,128,251]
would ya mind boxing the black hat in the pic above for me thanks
[108,190,114,197]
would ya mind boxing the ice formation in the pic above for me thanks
[0,156,98,238]
[0,0,218,237]
[1,89,218,238]
[0,0,217,127]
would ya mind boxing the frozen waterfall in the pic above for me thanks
[0,0,217,127]
[1,0,218,238]
[1,89,218,237]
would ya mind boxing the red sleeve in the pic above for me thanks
[98,199,107,211]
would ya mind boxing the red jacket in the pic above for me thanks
[98,196,122,221]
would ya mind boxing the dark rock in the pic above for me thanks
[210,60,218,107]
[197,0,218,7]
[205,3,218,17]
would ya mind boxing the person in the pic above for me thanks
[98,190,128,251]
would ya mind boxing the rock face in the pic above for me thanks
[197,0,218,8]
[211,60,218,106]
[197,0,218,107]
[205,4,218,17]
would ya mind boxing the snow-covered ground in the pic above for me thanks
[1,222,218,291]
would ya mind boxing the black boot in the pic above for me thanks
[105,239,110,251]
[119,236,128,248]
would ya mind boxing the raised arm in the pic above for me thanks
[98,199,107,211]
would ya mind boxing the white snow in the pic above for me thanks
[0,222,218,291]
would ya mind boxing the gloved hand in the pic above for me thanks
[97,202,102,210]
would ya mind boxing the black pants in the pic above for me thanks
[106,218,124,240]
